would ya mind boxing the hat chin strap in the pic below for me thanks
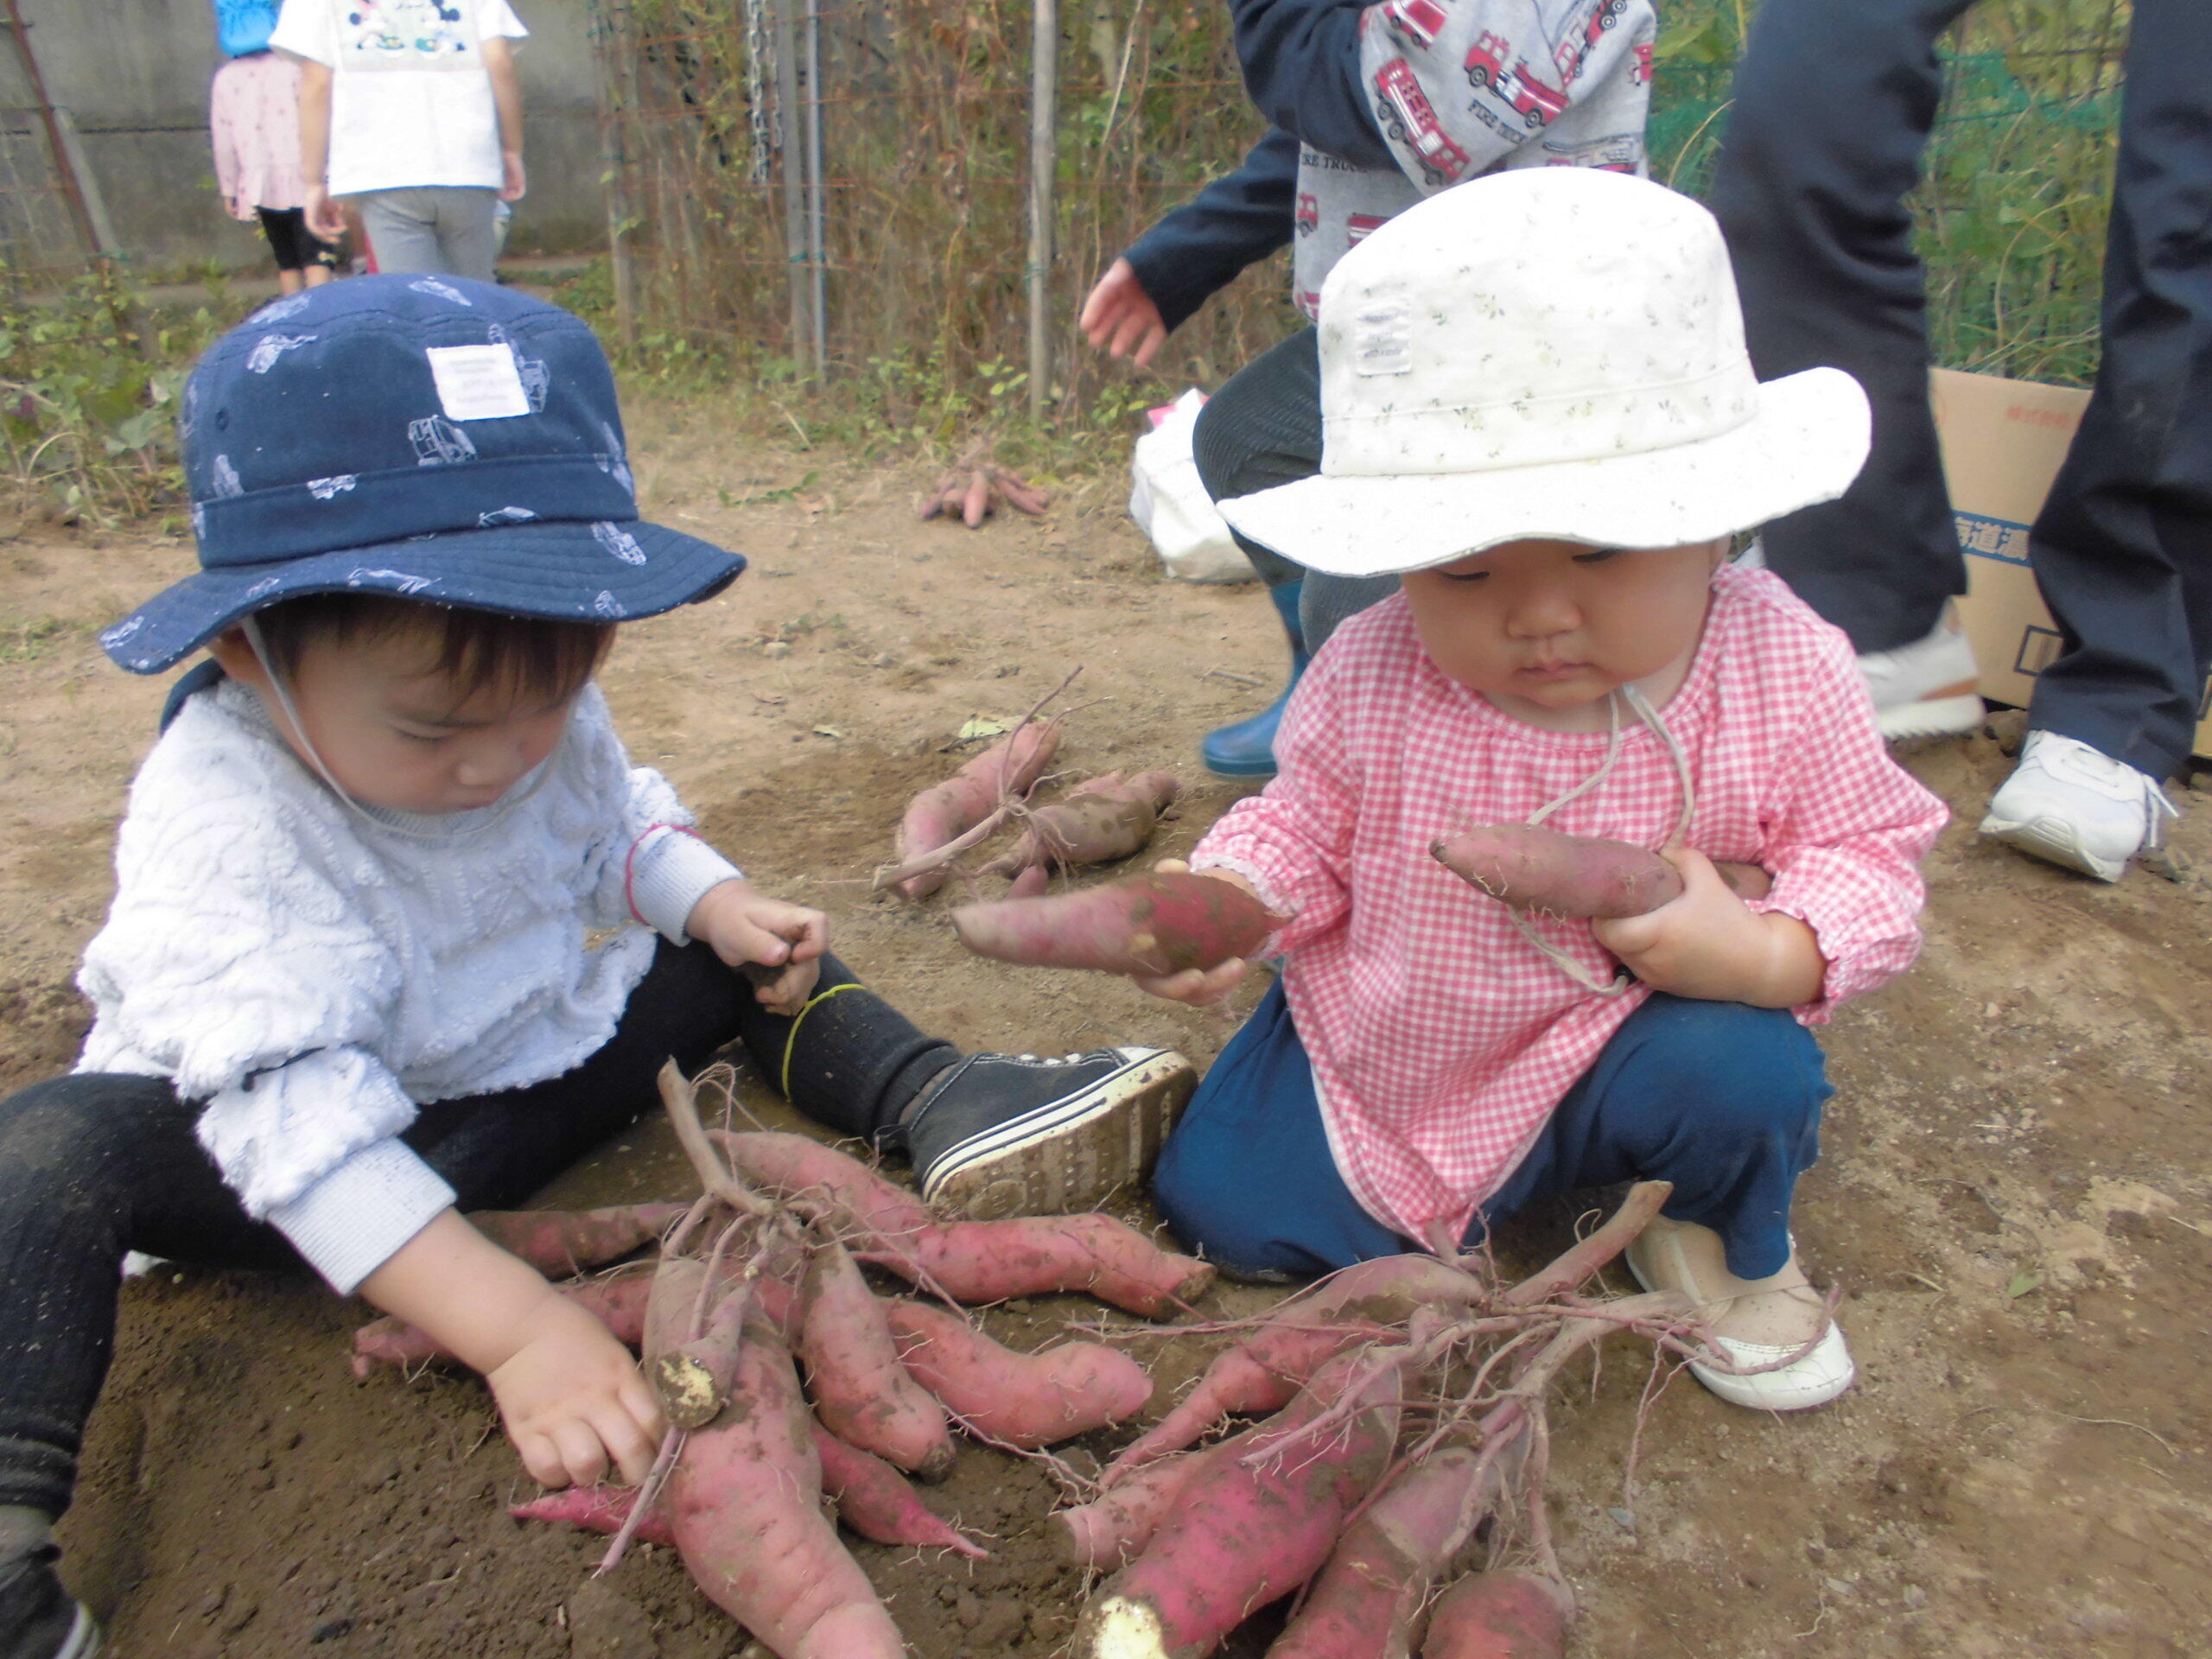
[238,614,372,818]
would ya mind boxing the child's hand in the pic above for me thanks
[1080,258,1168,366]
[1591,847,1825,1008]
[688,880,828,1015]
[1129,859,1252,1007]
[359,1211,666,1488]
[486,1296,668,1489]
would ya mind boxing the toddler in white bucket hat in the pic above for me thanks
[1141,168,1951,1412]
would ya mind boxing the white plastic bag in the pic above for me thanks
[1128,390,1254,584]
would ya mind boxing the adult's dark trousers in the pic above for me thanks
[0,942,955,1520]
[1192,327,1400,651]
[1712,0,2212,776]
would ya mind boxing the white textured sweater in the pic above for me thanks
[76,678,742,1293]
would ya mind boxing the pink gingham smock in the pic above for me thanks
[1190,563,1948,1249]
[211,52,310,219]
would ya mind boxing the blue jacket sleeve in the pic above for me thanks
[1122,128,1302,334]
[1229,0,1394,168]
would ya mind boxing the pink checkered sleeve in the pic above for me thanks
[1190,658,1358,952]
[1746,635,1949,1021]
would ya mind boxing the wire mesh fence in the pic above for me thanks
[590,0,2131,419]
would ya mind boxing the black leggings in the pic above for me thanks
[257,207,340,272]
[0,942,953,1517]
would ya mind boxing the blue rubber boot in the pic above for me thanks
[1202,580,1308,778]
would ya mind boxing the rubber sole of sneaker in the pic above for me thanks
[52,1605,101,1659]
[1978,812,2127,882]
[919,1052,1198,1220]
[1875,690,1985,742]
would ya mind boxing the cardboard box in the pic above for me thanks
[1929,365,2212,759]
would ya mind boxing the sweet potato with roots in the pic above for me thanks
[980,771,1182,879]
[797,1243,957,1480]
[715,1129,1214,1316]
[1433,824,1772,918]
[1076,1344,1412,1659]
[887,722,1063,899]
[1053,1446,1220,1571]
[465,1203,685,1276]
[1104,1255,1494,1479]
[953,870,1279,976]
[510,1426,990,1560]
[1419,1567,1574,1659]
[869,1211,1217,1318]
[1264,1447,1497,1659]
[661,1324,906,1659]
[883,1298,1153,1447]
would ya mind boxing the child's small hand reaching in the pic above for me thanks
[688,880,829,1015]
[1129,859,1250,1007]
[486,1295,667,1489]
[1591,846,1825,1009]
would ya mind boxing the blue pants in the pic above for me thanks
[1154,981,1831,1283]
[1712,0,2212,774]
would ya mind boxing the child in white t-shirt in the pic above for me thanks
[275,0,528,280]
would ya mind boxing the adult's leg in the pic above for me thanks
[2021,0,2212,779]
[351,189,447,276]
[1153,978,1410,1279]
[1707,0,1980,655]
[429,188,502,284]
[1475,993,1832,1280]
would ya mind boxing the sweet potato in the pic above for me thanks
[350,1269,655,1377]
[891,723,1063,899]
[1419,1568,1573,1659]
[512,1428,990,1560]
[952,870,1279,976]
[465,1203,685,1276]
[1104,1255,1489,1478]
[1433,824,1772,918]
[1264,1448,1497,1659]
[717,1128,1215,1316]
[883,1298,1153,1447]
[871,1211,1217,1319]
[661,1325,905,1659]
[797,1243,957,1480]
[980,771,1182,878]
[1076,1344,1411,1659]
[810,1423,991,1559]
[1053,1446,1219,1571]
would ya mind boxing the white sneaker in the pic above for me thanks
[1624,1217,1854,1412]
[1858,616,1984,741]
[1978,730,2179,882]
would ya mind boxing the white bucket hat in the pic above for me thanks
[1215,168,1871,578]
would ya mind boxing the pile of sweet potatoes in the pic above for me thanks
[352,1065,1217,1659]
[1052,1182,1699,1659]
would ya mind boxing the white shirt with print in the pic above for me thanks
[273,0,528,197]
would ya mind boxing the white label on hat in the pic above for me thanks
[1351,296,1412,378]
[427,344,531,422]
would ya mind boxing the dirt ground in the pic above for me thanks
[3,394,2208,1659]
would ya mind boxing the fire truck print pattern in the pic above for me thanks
[1294,0,1656,320]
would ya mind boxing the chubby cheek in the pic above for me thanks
[1407,601,1508,691]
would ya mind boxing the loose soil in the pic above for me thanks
[3,395,2207,1659]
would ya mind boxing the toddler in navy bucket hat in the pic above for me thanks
[0,276,1198,1655]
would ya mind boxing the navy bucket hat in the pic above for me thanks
[99,275,745,675]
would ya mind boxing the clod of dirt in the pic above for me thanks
[567,1580,660,1659]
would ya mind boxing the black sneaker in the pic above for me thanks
[907,1047,1197,1219]
[0,1548,100,1659]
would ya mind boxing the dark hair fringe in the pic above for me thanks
[251,593,614,707]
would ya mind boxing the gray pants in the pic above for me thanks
[353,187,502,283]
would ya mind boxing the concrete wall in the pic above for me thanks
[0,0,607,273]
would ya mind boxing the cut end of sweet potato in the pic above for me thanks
[1077,1593,1173,1659]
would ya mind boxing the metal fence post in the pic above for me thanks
[1027,0,1058,422]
